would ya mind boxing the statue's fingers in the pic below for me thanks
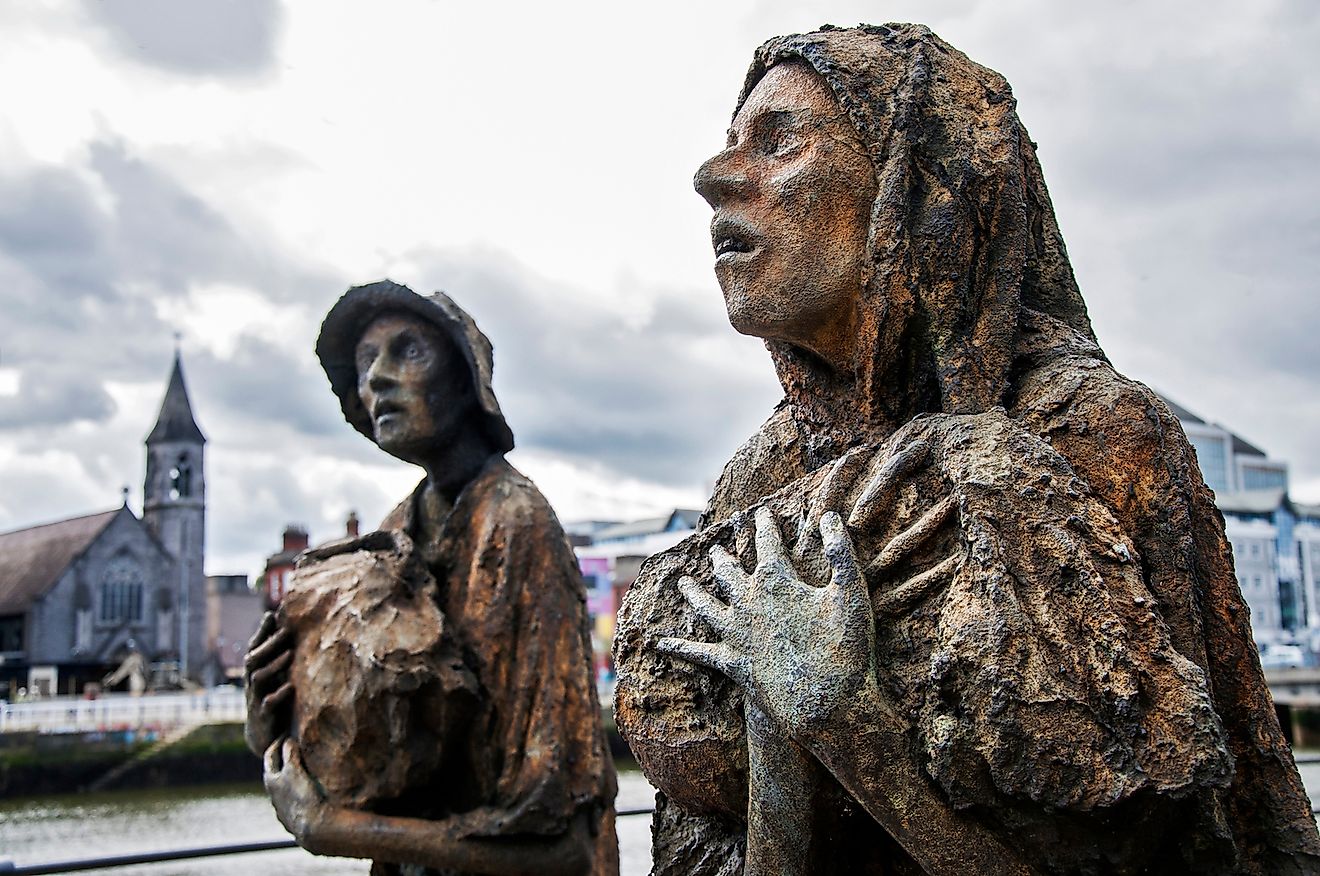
[250,648,293,691]
[820,511,864,598]
[753,507,789,576]
[677,576,732,635]
[848,439,931,531]
[245,624,293,671]
[708,544,750,598]
[868,494,959,577]
[282,736,303,772]
[873,554,960,617]
[246,611,276,652]
[264,736,286,775]
[657,637,739,679]
[810,449,869,525]
[262,680,295,711]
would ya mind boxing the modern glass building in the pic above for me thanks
[1166,396,1320,661]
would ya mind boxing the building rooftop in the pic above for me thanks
[592,509,701,544]
[0,509,121,615]
[1161,394,1267,458]
[1215,488,1290,516]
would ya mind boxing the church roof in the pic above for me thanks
[0,509,121,615]
[146,355,206,445]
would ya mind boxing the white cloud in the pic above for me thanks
[151,283,317,360]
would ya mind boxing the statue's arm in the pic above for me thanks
[807,682,1037,876]
[302,806,593,875]
[264,737,593,875]
[660,508,1037,876]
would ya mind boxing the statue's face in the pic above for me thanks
[355,312,462,462]
[695,62,876,371]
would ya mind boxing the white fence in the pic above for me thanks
[0,688,245,733]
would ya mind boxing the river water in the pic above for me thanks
[0,771,657,875]
[4,765,1320,874]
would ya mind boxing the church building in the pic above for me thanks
[0,355,215,698]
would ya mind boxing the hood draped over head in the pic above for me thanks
[315,279,515,454]
[738,24,1096,454]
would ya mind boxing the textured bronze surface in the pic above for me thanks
[616,24,1320,875]
[246,281,617,876]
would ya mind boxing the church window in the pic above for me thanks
[0,615,22,653]
[100,558,145,624]
[170,454,193,500]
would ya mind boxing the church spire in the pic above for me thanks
[146,354,206,445]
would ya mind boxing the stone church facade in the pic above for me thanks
[0,355,214,698]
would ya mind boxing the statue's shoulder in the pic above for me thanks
[1013,350,1192,466]
[378,480,425,533]
[705,402,809,526]
[457,458,572,549]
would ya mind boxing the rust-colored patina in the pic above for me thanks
[614,25,1320,875]
[246,280,617,876]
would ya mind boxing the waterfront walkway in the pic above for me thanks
[0,689,244,733]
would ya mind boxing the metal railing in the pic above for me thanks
[0,688,244,733]
[0,808,656,875]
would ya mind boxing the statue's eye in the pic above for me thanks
[752,113,802,157]
[769,128,801,155]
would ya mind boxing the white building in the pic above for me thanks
[1166,397,1320,658]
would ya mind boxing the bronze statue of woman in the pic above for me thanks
[245,280,618,875]
[614,25,1320,875]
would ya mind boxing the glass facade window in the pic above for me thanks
[1241,465,1288,491]
[1188,434,1230,492]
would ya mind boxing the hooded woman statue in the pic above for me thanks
[613,25,1320,876]
[245,280,618,876]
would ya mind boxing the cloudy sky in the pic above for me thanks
[1,0,1316,578]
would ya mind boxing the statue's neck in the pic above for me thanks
[420,428,496,509]
[769,341,872,466]
[768,330,941,467]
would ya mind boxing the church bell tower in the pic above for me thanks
[143,353,207,681]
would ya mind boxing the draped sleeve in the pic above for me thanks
[431,460,617,842]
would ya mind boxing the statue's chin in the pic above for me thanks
[722,290,775,341]
[373,431,431,467]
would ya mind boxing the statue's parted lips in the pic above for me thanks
[711,215,761,259]
[372,399,404,420]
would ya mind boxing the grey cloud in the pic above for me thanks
[403,250,781,486]
[80,0,283,79]
[990,3,1320,489]
[189,336,353,443]
[0,166,114,302]
[0,130,769,574]
[0,137,338,432]
[0,133,772,498]
[0,369,116,429]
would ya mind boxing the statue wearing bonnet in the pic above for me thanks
[246,281,618,876]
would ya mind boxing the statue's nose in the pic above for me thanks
[694,149,751,207]
[364,354,397,391]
